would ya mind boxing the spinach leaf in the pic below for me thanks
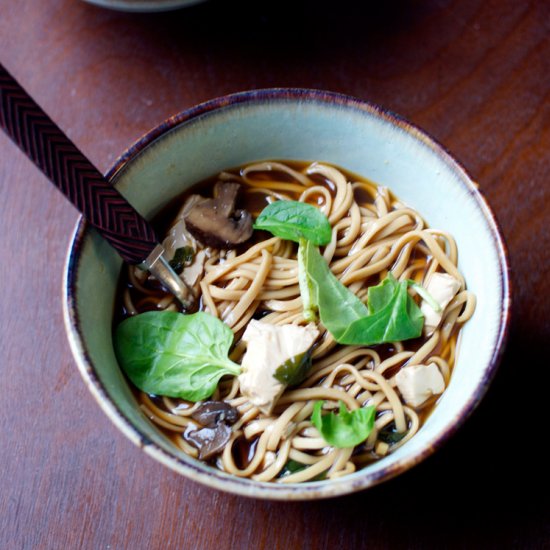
[114,311,241,401]
[279,459,307,477]
[407,279,442,312]
[300,241,424,345]
[298,238,318,322]
[378,424,408,445]
[278,459,327,481]
[338,273,424,345]
[273,347,313,386]
[367,272,399,314]
[253,200,332,245]
[312,401,376,448]
[301,239,368,336]
[169,246,195,274]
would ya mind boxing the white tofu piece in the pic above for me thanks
[395,363,446,408]
[420,273,461,336]
[182,249,206,288]
[162,195,203,257]
[238,321,319,415]
[162,195,207,289]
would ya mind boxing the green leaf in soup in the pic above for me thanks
[279,459,307,477]
[278,459,327,481]
[378,424,408,445]
[300,241,424,345]
[366,272,400,314]
[297,238,318,322]
[114,311,241,402]
[273,347,313,386]
[253,200,332,245]
[301,239,368,337]
[407,279,442,312]
[168,246,195,274]
[338,277,424,345]
[312,401,376,448]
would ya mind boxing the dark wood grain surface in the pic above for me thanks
[1,1,548,548]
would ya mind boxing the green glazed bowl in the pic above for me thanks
[63,89,510,500]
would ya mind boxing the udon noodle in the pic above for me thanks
[116,161,476,483]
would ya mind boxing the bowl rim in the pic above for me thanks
[63,88,511,500]
[81,0,207,13]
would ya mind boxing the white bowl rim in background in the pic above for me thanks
[82,0,207,13]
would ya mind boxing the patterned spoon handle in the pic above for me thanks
[0,64,192,305]
[0,63,158,264]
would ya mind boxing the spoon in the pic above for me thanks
[0,63,192,308]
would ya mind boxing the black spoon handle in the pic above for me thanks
[0,63,158,264]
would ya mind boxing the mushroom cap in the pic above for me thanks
[184,182,253,249]
[186,400,239,460]
[191,400,239,427]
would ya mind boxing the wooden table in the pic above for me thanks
[1,1,548,548]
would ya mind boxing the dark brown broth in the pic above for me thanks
[231,436,260,470]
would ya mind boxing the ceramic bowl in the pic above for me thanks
[63,89,510,500]
[82,0,207,12]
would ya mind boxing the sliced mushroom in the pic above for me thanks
[183,182,253,249]
[162,194,204,258]
[212,182,240,218]
[185,423,232,461]
[184,400,239,460]
[191,400,239,427]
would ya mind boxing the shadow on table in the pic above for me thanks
[83,0,434,60]
[304,324,548,546]
[135,0,421,39]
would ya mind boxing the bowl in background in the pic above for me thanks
[63,89,510,499]
[82,0,207,12]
